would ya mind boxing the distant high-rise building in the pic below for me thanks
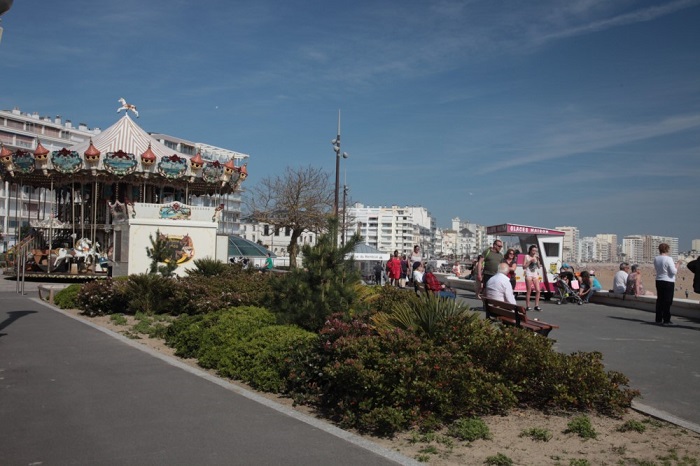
[692,239,700,252]
[580,236,596,262]
[595,234,617,262]
[555,226,579,263]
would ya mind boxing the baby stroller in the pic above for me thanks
[554,266,583,305]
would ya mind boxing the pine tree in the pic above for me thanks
[270,218,362,331]
[145,229,178,276]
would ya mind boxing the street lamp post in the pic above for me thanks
[331,110,348,241]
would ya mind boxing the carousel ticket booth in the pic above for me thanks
[0,101,247,280]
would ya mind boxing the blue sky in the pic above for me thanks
[2,0,699,249]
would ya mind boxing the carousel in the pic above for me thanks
[0,99,248,280]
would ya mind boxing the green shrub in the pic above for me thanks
[447,417,492,442]
[53,284,82,309]
[372,292,475,338]
[189,257,229,277]
[164,314,206,358]
[519,427,552,442]
[124,274,178,315]
[110,314,128,325]
[166,306,275,367]
[268,224,362,332]
[217,324,317,393]
[77,278,129,316]
[433,320,638,416]
[484,453,513,466]
[617,419,646,433]
[565,416,597,439]
[569,460,590,466]
[287,315,516,435]
[169,269,273,315]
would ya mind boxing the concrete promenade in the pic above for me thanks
[0,279,416,466]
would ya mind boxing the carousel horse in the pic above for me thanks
[53,238,91,269]
[117,97,139,118]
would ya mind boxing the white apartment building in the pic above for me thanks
[346,203,436,257]
[579,236,596,263]
[595,234,617,262]
[692,239,700,252]
[1,107,101,250]
[556,226,580,263]
[622,235,645,263]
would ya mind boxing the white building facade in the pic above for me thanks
[555,226,580,263]
[346,203,436,257]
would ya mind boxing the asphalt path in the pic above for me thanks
[455,290,700,432]
[0,290,416,466]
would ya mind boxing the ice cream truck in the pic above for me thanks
[486,223,565,298]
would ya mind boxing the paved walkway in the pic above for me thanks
[0,282,416,466]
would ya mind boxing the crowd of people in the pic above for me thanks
[370,240,699,326]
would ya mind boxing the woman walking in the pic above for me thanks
[523,245,542,311]
[654,243,680,325]
[503,248,518,290]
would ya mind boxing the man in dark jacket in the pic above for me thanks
[687,257,700,294]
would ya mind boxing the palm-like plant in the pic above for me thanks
[372,293,475,338]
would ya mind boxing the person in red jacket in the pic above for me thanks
[424,265,446,292]
[386,250,402,287]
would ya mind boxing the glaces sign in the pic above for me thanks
[486,224,564,236]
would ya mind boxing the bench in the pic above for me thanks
[482,297,558,337]
[38,284,69,305]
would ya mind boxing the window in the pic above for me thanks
[264,225,270,236]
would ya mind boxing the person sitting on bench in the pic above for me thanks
[484,263,516,305]
[424,265,446,292]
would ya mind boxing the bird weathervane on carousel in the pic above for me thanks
[117,97,139,118]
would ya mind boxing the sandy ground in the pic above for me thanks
[59,308,700,466]
[569,262,699,301]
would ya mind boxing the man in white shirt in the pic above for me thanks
[485,263,516,305]
[612,262,629,294]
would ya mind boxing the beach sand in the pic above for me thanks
[570,262,698,300]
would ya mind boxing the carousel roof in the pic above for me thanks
[0,112,248,195]
[70,114,184,160]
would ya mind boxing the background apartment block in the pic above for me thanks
[347,203,436,257]
[556,226,580,263]
[1,108,100,250]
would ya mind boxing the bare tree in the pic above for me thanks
[246,165,333,268]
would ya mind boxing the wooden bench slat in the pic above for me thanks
[482,297,558,337]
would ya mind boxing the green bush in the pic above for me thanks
[447,417,492,442]
[565,415,597,439]
[617,419,646,433]
[164,306,314,392]
[217,325,317,392]
[287,315,516,435]
[519,427,552,442]
[268,223,362,332]
[124,274,178,315]
[53,284,82,309]
[189,257,229,277]
[76,278,129,316]
[169,269,273,315]
[166,306,275,366]
[484,453,513,466]
[372,292,475,338]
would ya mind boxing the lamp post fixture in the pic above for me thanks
[331,110,348,220]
